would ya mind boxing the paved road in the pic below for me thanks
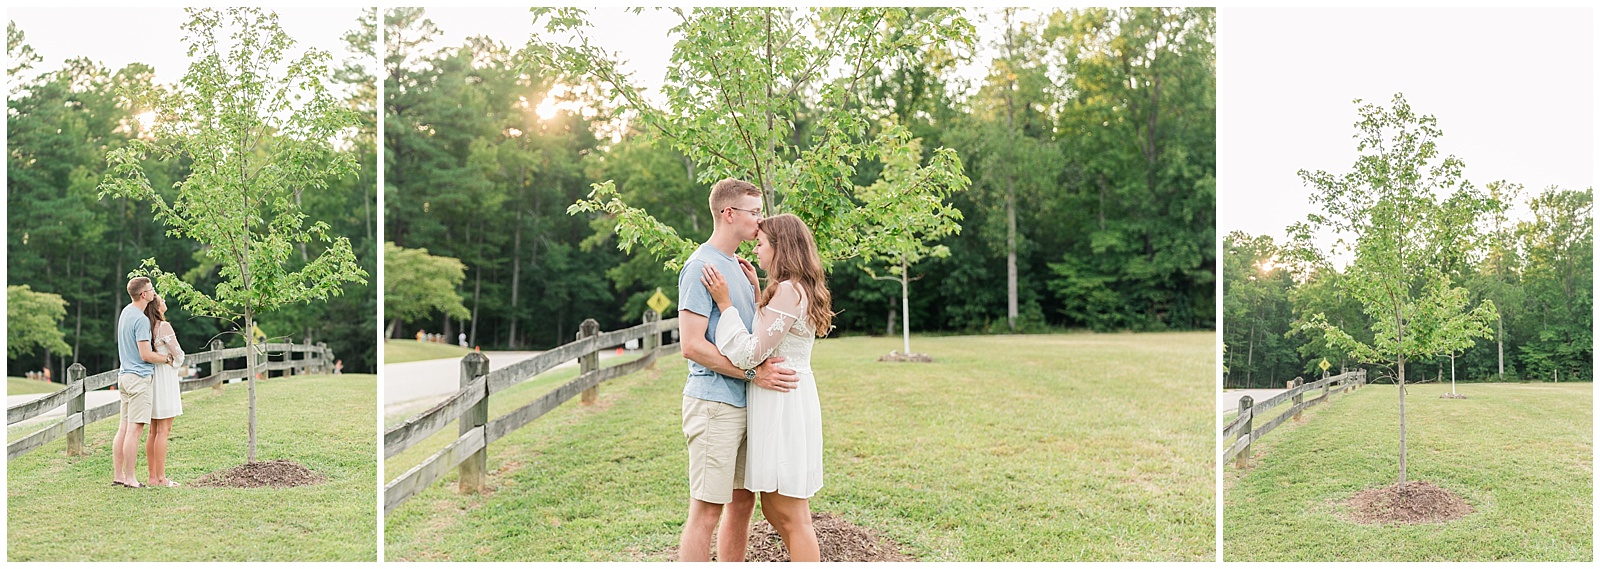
[1219,389,1287,414]
[7,391,121,429]
[383,349,634,419]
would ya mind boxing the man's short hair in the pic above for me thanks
[708,178,762,218]
[127,277,151,299]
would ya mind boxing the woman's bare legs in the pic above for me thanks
[759,492,819,561]
[147,417,172,485]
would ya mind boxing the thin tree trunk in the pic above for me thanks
[1398,354,1406,483]
[470,266,481,347]
[509,208,522,349]
[901,256,911,355]
[246,310,258,463]
[1497,314,1504,381]
[1006,180,1018,331]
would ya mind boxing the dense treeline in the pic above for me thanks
[384,7,1215,348]
[6,13,379,378]
[1223,187,1593,388]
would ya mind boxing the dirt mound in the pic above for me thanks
[668,513,913,562]
[878,351,934,363]
[1439,392,1468,399]
[1344,480,1473,525]
[192,459,327,489]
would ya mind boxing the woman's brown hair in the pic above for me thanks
[144,296,166,338]
[756,214,833,337]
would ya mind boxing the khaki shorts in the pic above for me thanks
[118,373,153,425]
[682,396,746,504]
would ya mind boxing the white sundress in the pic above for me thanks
[151,321,184,420]
[715,280,824,499]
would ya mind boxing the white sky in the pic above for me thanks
[8,7,369,93]
[1219,7,1594,262]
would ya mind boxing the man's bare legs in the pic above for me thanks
[111,420,127,484]
[115,420,145,487]
[147,417,172,485]
[680,490,756,562]
[760,492,819,562]
[716,489,756,561]
[680,498,723,562]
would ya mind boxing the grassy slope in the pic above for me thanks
[1224,382,1592,561]
[385,332,1215,561]
[383,340,474,364]
[9,376,63,395]
[8,374,377,561]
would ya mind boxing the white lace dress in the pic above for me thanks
[715,280,824,499]
[151,321,184,420]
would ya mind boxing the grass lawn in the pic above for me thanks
[384,340,474,364]
[8,374,377,561]
[9,376,63,395]
[1224,382,1592,561]
[385,332,1216,561]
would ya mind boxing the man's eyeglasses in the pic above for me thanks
[725,206,762,218]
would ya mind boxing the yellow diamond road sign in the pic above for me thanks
[648,288,673,315]
[1319,358,1331,372]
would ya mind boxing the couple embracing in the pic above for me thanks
[111,276,185,488]
[677,178,833,561]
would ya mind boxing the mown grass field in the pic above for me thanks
[8,374,377,561]
[1224,382,1592,561]
[384,340,474,364]
[9,376,62,395]
[385,332,1215,561]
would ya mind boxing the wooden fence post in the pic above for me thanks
[1236,396,1253,469]
[459,351,490,494]
[65,363,87,456]
[1292,377,1304,421]
[579,319,601,405]
[1322,377,1330,401]
[643,310,660,367]
[210,339,225,392]
[317,342,329,374]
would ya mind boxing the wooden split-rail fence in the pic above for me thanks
[1222,369,1367,468]
[383,311,679,514]
[6,341,336,461]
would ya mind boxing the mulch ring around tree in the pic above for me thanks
[1439,392,1469,399]
[667,513,915,562]
[1342,480,1474,525]
[191,459,327,489]
[878,351,934,363]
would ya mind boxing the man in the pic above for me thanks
[112,276,174,488]
[677,178,800,561]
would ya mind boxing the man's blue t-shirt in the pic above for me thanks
[678,242,757,407]
[117,304,154,377]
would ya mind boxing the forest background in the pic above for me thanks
[383,7,1216,349]
[6,9,379,378]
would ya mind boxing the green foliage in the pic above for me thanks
[1045,8,1216,331]
[94,8,369,462]
[532,7,976,268]
[1292,94,1498,376]
[98,8,367,326]
[383,242,470,327]
[6,285,72,360]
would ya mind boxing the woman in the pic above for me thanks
[144,295,183,487]
[701,213,832,561]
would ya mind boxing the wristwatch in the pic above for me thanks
[744,368,757,382]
